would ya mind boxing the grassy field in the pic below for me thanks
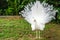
[0,16,60,40]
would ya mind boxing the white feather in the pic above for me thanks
[20,1,57,31]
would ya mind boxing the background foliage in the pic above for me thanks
[0,0,60,21]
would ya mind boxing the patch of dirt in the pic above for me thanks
[0,16,22,20]
[42,24,60,40]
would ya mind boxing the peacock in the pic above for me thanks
[20,0,57,39]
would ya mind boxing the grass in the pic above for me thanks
[0,17,60,40]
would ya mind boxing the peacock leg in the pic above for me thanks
[36,30,38,39]
[39,30,40,39]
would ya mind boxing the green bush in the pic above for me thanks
[4,0,35,15]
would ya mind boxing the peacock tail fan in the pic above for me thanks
[20,1,58,31]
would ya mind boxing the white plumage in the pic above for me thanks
[20,1,57,31]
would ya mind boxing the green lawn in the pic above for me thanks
[0,17,60,40]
